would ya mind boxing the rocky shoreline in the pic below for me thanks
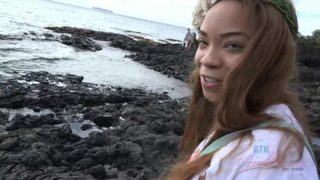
[0,71,187,179]
[45,26,195,82]
[0,26,319,179]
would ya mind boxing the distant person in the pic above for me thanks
[183,28,193,52]
[191,32,197,49]
[166,0,318,179]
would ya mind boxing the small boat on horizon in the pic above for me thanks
[92,7,114,14]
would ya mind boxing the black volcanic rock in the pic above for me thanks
[60,34,102,51]
[1,26,319,178]
[0,71,187,179]
[46,26,195,82]
[92,113,117,128]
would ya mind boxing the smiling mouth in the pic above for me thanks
[201,75,222,88]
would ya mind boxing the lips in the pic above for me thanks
[201,75,222,88]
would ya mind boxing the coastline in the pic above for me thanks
[0,26,319,179]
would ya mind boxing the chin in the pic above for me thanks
[203,91,219,104]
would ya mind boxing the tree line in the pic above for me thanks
[297,29,320,56]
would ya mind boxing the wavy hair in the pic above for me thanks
[165,0,312,179]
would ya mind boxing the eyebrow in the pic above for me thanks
[198,30,208,37]
[220,32,250,39]
[198,30,250,39]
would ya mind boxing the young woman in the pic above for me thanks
[166,0,318,179]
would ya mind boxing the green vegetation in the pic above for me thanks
[298,29,320,46]
[297,29,320,56]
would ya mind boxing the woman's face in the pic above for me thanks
[195,0,256,103]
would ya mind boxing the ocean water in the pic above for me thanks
[0,0,191,98]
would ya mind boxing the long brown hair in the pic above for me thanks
[165,0,311,179]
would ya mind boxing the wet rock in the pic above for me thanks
[43,33,54,38]
[0,71,187,179]
[59,124,74,136]
[5,113,61,131]
[0,34,8,40]
[81,123,93,130]
[33,106,41,112]
[0,137,19,151]
[86,132,120,147]
[65,149,86,163]
[46,26,195,82]
[88,165,107,179]
[104,164,119,178]
[5,114,28,131]
[92,113,117,128]
[60,34,102,51]
[0,111,8,125]
[21,151,51,168]
[73,158,97,170]
[65,73,84,83]
[29,31,37,36]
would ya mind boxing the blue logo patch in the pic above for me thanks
[253,145,269,154]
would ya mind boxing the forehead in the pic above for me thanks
[200,0,256,37]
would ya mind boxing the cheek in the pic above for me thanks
[225,55,244,71]
[228,61,240,71]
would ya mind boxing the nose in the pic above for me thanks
[195,47,222,69]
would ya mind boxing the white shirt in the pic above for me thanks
[190,104,318,180]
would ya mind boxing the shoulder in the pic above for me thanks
[194,104,318,179]
[263,104,304,132]
[201,129,318,179]
[236,104,315,171]
[189,133,213,162]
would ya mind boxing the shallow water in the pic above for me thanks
[0,39,190,98]
[0,108,54,121]
[63,120,103,138]
[0,0,191,98]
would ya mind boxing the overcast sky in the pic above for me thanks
[53,0,319,35]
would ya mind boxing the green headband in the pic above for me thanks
[192,0,298,39]
[267,0,298,38]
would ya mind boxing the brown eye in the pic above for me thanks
[223,42,243,52]
[197,39,208,49]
